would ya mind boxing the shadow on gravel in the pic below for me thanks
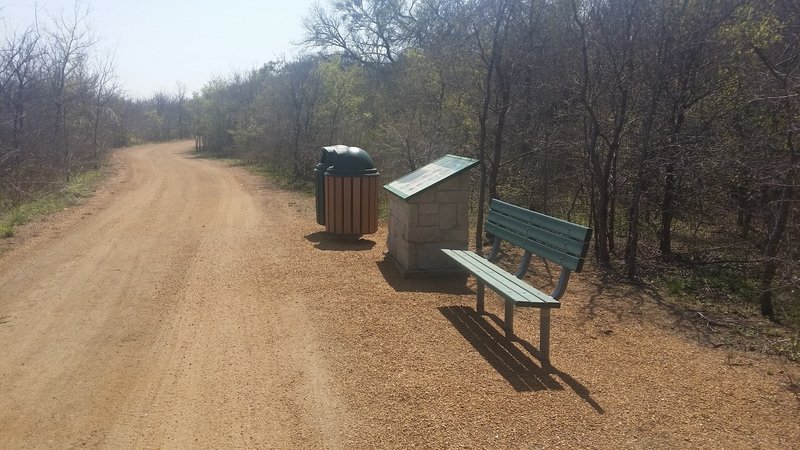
[581,270,746,351]
[305,231,376,251]
[376,257,472,294]
[440,305,605,414]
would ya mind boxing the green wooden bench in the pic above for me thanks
[442,199,592,362]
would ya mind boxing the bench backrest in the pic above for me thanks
[485,199,592,272]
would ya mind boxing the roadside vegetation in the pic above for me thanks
[0,5,125,241]
[0,170,101,239]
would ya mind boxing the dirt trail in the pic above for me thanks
[0,142,346,447]
[1,141,798,448]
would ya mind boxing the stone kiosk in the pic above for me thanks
[384,155,479,277]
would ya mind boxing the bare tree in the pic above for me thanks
[571,0,642,267]
[748,0,800,318]
[303,0,418,67]
[90,52,119,167]
[45,3,96,180]
[176,81,187,139]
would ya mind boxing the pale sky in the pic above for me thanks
[1,0,319,98]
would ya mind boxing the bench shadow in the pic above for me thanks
[439,305,605,413]
[305,231,376,251]
[376,256,472,294]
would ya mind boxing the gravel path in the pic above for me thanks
[0,141,797,448]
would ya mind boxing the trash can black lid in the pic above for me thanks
[318,145,339,166]
[323,145,379,177]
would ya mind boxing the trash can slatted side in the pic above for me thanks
[323,175,378,235]
[325,176,334,232]
[335,176,343,233]
[368,176,378,233]
[353,178,362,235]
[317,145,379,236]
[344,178,352,234]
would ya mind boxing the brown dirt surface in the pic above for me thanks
[1,141,798,448]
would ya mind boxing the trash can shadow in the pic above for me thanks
[305,231,376,251]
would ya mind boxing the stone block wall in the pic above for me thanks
[387,172,471,275]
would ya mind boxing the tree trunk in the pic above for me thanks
[759,184,790,319]
[594,181,611,266]
[92,109,101,169]
[474,0,507,256]
[488,69,511,202]
[759,130,796,319]
[659,163,676,255]
[625,94,659,278]
[608,151,618,254]
[624,179,643,278]
[587,127,611,267]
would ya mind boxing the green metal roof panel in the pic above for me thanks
[383,154,479,200]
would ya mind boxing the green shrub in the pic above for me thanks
[0,223,13,238]
[0,169,101,239]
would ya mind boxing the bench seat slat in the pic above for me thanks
[442,249,560,308]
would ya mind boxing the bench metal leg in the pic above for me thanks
[476,281,485,314]
[504,301,514,337]
[540,308,551,363]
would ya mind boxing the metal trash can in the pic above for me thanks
[323,146,379,235]
[314,146,337,225]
